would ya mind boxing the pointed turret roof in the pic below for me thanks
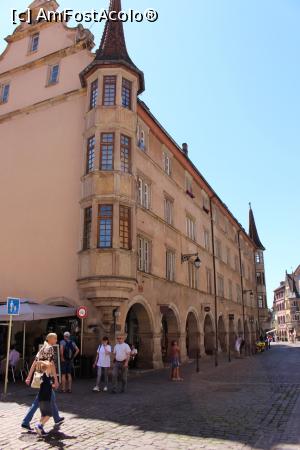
[249,204,265,251]
[80,0,145,93]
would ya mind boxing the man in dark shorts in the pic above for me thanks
[60,332,79,393]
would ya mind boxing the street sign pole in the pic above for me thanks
[81,318,84,356]
[4,315,13,396]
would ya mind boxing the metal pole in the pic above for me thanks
[80,318,84,355]
[196,349,200,372]
[4,315,13,395]
[22,322,26,364]
[209,196,218,367]
[228,317,231,362]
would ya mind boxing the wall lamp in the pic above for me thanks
[181,253,201,269]
[243,289,254,299]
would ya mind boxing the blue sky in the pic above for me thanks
[1,0,299,306]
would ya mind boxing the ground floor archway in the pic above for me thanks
[125,303,154,369]
[186,311,199,358]
[204,314,215,355]
[161,307,180,362]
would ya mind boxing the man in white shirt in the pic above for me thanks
[9,345,20,368]
[112,334,131,393]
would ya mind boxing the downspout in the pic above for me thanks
[209,196,218,367]
[237,230,246,340]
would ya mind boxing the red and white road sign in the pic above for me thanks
[77,306,88,319]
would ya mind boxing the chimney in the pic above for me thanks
[182,143,188,155]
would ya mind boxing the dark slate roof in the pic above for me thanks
[249,205,265,250]
[80,0,145,93]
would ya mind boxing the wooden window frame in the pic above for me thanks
[122,78,132,109]
[47,64,60,86]
[30,33,39,53]
[138,236,150,273]
[100,132,114,171]
[83,206,92,250]
[166,250,175,281]
[97,204,113,248]
[0,83,10,104]
[90,79,98,109]
[120,134,131,173]
[86,135,95,174]
[119,205,131,250]
[103,76,116,106]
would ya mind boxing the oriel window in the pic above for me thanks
[122,78,132,109]
[90,79,98,109]
[100,133,114,170]
[120,134,131,173]
[119,205,131,250]
[103,76,116,106]
[86,136,95,174]
[98,205,113,248]
[83,207,92,250]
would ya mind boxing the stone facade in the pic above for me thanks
[0,0,269,367]
[273,266,300,341]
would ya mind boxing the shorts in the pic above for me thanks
[171,358,180,369]
[39,401,52,418]
[61,360,74,375]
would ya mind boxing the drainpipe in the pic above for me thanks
[237,231,246,341]
[209,196,218,367]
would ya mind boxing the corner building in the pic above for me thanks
[0,0,269,367]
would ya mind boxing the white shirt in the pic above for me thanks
[114,342,131,362]
[9,349,20,367]
[97,344,111,368]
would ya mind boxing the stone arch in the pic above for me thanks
[185,309,200,358]
[204,314,215,355]
[160,305,181,362]
[125,300,154,369]
[218,315,227,352]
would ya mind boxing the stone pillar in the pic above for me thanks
[152,333,163,369]
[179,332,188,363]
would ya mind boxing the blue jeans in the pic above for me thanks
[22,390,60,425]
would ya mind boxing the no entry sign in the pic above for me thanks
[77,306,88,319]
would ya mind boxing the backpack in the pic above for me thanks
[63,340,75,361]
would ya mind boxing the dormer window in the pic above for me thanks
[122,78,132,109]
[137,127,146,150]
[0,83,10,104]
[185,173,195,198]
[103,76,116,106]
[30,33,39,53]
[90,79,98,109]
[163,152,171,176]
[48,64,59,85]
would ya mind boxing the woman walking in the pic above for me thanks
[170,341,183,381]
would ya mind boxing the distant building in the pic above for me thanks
[0,0,268,366]
[273,266,300,341]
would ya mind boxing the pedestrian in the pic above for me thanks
[34,361,55,436]
[129,344,138,369]
[60,331,79,393]
[112,334,131,394]
[93,336,111,392]
[235,336,242,357]
[21,333,64,431]
[9,345,20,368]
[170,340,183,381]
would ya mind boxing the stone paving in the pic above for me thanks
[1,343,300,449]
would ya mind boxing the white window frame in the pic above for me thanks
[217,274,224,297]
[163,152,171,176]
[138,236,150,273]
[164,196,173,225]
[48,64,60,85]
[186,216,196,240]
[137,177,150,209]
[30,33,40,53]
[206,267,213,294]
[204,229,210,251]
[166,250,175,281]
[188,262,198,289]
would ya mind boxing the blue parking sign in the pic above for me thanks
[7,298,20,316]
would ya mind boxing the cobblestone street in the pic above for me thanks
[1,343,300,450]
